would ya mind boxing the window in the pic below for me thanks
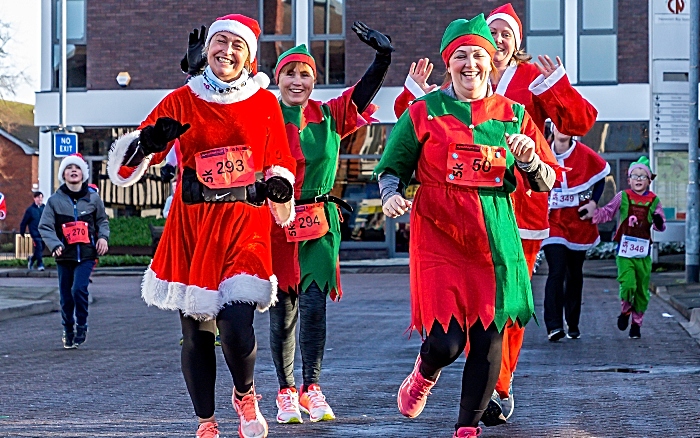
[258,0,296,81]
[578,0,617,83]
[310,0,345,85]
[525,0,565,62]
[52,0,86,89]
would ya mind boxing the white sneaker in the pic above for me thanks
[501,378,515,420]
[299,384,336,422]
[276,387,303,424]
[233,388,268,438]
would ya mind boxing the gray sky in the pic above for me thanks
[1,0,41,105]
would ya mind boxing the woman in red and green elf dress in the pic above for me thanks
[392,3,598,423]
[375,14,558,438]
[268,23,393,425]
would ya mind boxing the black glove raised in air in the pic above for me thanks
[180,25,207,75]
[140,117,190,155]
[352,21,394,55]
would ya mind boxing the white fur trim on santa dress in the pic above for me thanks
[141,264,279,320]
[107,130,152,187]
[187,74,264,104]
[265,165,296,227]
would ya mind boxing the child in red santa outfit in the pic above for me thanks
[592,157,666,339]
[108,14,296,438]
[392,2,598,425]
[541,124,609,342]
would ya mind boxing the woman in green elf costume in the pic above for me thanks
[374,14,559,438]
[268,23,392,424]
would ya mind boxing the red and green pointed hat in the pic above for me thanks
[274,44,317,83]
[440,13,498,66]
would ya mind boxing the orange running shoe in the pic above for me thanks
[299,384,336,422]
[195,421,220,438]
[232,389,268,438]
[275,387,303,424]
[397,355,439,418]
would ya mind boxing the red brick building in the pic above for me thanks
[0,129,39,233]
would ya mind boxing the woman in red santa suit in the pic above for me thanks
[392,2,598,425]
[107,14,296,438]
[541,124,609,341]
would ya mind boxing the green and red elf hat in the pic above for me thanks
[274,44,317,83]
[440,14,498,67]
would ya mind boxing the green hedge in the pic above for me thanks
[0,255,152,268]
[108,216,166,247]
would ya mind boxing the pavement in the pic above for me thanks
[1,267,700,437]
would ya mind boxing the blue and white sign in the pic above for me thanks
[54,133,78,157]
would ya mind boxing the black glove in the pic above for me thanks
[246,181,268,206]
[265,176,293,203]
[180,25,207,75]
[652,213,664,229]
[140,117,190,155]
[160,164,177,183]
[352,21,394,55]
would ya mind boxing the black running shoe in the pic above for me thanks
[548,328,565,342]
[629,323,641,339]
[74,325,88,347]
[62,331,76,349]
[566,330,580,339]
[481,391,507,427]
[617,312,630,331]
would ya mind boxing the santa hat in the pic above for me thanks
[274,44,317,83]
[486,3,523,49]
[440,14,498,67]
[205,14,270,88]
[58,153,89,183]
[628,156,656,180]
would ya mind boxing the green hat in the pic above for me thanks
[628,156,655,180]
[274,44,317,83]
[440,14,498,66]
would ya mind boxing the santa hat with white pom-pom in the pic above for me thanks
[205,14,270,89]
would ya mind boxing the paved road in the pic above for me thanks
[1,273,700,437]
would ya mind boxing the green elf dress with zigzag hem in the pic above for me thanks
[374,90,558,335]
[270,87,377,299]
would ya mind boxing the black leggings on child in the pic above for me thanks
[419,318,503,429]
[180,302,257,419]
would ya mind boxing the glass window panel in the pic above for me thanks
[55,0,85,40]
[310,40,345,85]
[655,151,688,221]
[262,0,293,36]
[52,44,86,88]
[582,0,614,30]
[528,0,561,31]
[257,40,295,82]
[579,34,617,82]
[525,35,564,61]
[313,0,344,35]
[580,122,648,153]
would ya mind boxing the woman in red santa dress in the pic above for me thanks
[541,124,609,341]
[392,3,598,425]
[107,14,296,438]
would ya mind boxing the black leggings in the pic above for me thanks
[543,244,587,332]
[180,303,257,419]
[419,318,503,430]
[269,282,327,389]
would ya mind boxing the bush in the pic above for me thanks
[108,216,166,247]
[0,242,14,253]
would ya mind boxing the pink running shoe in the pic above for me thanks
[196,421,220,438]
[276,387,303,424]
[299,384,336,422]
[453,426,482,437]
[233,389,268,438]
[397,355,439,418]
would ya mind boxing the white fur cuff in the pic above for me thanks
[107,130,152,187]
[529,65,567,96]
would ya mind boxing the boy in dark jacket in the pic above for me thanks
[39,154,109,349]
[20,192,45,270]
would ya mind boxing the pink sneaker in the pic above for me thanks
[299,384,336,422]
[233,389,268,438]
[397,355,439,418]
[453,426,482,437]
[276,387,303,424]
[195,421,220,438]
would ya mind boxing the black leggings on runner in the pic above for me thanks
[269,281,327,389]
[419,318,503,430]
[180,302,257,419]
